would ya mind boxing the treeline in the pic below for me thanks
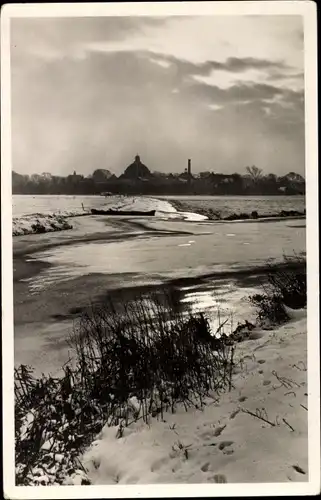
[12,167,305,196]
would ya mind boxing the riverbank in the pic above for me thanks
[169,198,305,222]
[12,194,306,236]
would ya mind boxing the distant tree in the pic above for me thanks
[199,171,212,179]
[41,172,52,180]
[278,172,305,195]
[266,173,276,181]
[230,173,243,191]
[30,174,42,184]
[246,165,263,183]
[258,173,278,195]
[92,169,113,182]
[283,172,305,183]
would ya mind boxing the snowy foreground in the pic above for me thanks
[66,308,307,485]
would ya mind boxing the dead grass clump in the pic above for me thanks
[250,254,306,325]
[69,293,234,421]
[15,292,234,485]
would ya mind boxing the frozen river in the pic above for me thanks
[13,214,305,376]
[26,217,305,292]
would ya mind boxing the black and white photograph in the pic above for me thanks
[1,2,319,498]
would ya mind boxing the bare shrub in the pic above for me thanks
[250,254,306,325]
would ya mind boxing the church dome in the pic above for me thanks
[123,155,151,179]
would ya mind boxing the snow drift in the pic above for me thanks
[12,214,74,236]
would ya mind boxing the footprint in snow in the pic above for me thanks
[258,359,266,364]
[292,465,306,475]
[263,380,271,386]
[238,396,247,402]
[230,409,240,419]
[126,475,139,484]
[200,430,215,440]
[201,462,211,472]
[211,473,227,483]
[213,425,226,437]
[218,441,234,451]
[91,457,101,470]
[150,456,169,472]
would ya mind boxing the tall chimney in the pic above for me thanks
[187,158,191,178]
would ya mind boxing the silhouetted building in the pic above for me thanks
[69,171,83,182]
[122,155,152,179]
[179,159,194,183]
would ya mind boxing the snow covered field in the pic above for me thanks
[71,309,308,485]
[13,194,305,219]
[12,194,305,236]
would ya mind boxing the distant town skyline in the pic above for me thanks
[11,15,305,177]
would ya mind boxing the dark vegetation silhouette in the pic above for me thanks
[250,254,306,324]
[15,292,235,485]
[12,162,305,196]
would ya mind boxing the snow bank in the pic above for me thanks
[12,214,74,236]
[168,198,306,222]
[101,196,175,215]
[78,309,307,485]
[99,196,206,221]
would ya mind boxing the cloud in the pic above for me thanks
[142,51,304,94]
[10,15,305,177]
[152,54,291,74]
[184,80,288,105]
[214,57,289,72]
[11,17,170,64]
[83,15,303,64]
[149,57,172,69]
[208,104,223,112]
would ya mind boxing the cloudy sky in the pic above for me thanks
[11,15,305,177]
